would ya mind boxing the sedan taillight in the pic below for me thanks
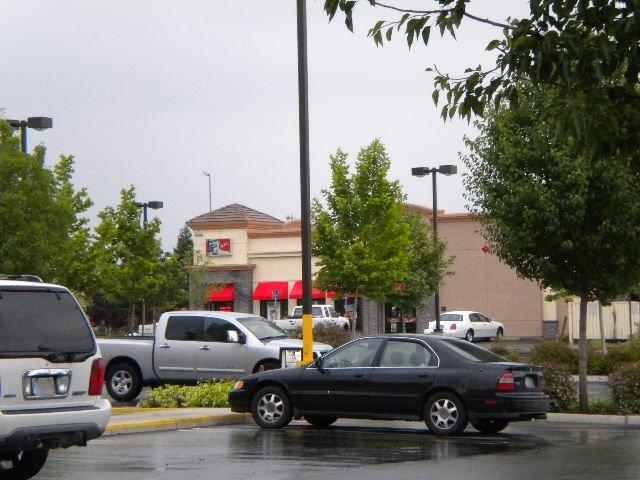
[88,358,105,396]
[450,323,457,330]
[496,372,515,392]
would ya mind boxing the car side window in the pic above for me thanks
[203,317,238,343]
[165,316,204,341]
[312,306,323,317]
[479,314,491,323]
[323,339,383,368]
[379,341,434,367]
[469,313,482,323]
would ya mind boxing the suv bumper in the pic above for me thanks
[0,399,111,451]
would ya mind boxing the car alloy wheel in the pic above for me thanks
[424,391,468,436]
[257,393,285,424]
[111,370,133,396]
[465,330,474,342]
[496,328,504,340]
[0,449,49,480]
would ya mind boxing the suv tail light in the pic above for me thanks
[88,358,105,396]
[450,323,457,330]
[496,372,515,392]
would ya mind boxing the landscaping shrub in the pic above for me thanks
[139,381,234,408]
[609,362,640,414]
[531,341,578,372]
[588,341,640,375]
[290,323,350,348]
[487,340,521,362]
[539,362,577,412]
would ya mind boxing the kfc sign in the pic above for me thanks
[206,238,231,256]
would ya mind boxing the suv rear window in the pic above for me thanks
[0,289,94,354]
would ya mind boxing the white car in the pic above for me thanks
[423,311,505,342]
[0,278,111,479]
[275,305,350,331]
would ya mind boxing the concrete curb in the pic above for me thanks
[105,412,252,436]
[546,413,640,426]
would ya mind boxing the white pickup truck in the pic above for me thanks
[98,311,332,402]
[0,279,111,479]
[275,305,350,331]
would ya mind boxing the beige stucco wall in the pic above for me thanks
[438,219,543,338]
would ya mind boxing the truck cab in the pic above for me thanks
[275,304,350,331]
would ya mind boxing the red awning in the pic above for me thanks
[210,284,234,302]
[252,281,289,301]
[289,281,335,300]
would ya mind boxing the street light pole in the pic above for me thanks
[7,117,53,153]
[411,165,457,334]
[203,171,212,212]
[296,0,314,364]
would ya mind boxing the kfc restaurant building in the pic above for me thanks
[187,203,561,339]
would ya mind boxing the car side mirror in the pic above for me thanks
[226,330,243,344]
[315,355,326,373]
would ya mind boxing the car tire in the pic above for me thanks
[304,416,338,428]
[251,386,293,429]
[465,329,474,342]
[495,328,504,340]
[471,419,510,434]
[256,361,280,373]
[424,392,468,436]
[106,362,142,402]
[0,449,49,480]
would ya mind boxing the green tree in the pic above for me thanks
[324,1,640,175]
[387,212,451,330]
[0,121,94,295]
[312,140,412,336]
[93,187,164,331]
[462,85,640,412]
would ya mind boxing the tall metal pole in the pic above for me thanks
[297,0,314,364]
[20,122,27,153]
[432,170,442,333]
[142,204,148,226]
[208,175,212,212]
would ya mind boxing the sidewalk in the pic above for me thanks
[106,408,252,436]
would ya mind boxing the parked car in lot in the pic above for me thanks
[275,305,350,331]
[98,311,333,402]
[424,311,505,342]
[229,334,548,436]
[0,279,111,479]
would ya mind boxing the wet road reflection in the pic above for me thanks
[39,420,640,480]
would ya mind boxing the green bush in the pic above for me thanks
[539,362,577,412]
[487,340,521,362]
[290,323,350,348]
[532,341,579,372]
[139,381,235,408]
[609,362,640,414]
[588,341,640,375]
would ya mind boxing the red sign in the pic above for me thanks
[481,244,490,254]
[206,238,231,256]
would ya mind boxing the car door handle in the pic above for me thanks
[354,374,366,378]
[199,345,211,351]
[158,344,170,349]
[418,374,429,378]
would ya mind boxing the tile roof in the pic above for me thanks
[187,203,284,226]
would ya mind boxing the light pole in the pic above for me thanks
[7,117,53,152]
[133,200,163,336]
[411,165,457,333]
[134,200,164,226]
[203,171,212,212]
[297,0,314,364]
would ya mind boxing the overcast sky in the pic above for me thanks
[0,0,528,250]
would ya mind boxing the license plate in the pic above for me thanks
[525,376,536,389]
[32,377,56,398]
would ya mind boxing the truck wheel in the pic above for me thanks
[0,449,49,480]
[255,361,280,373]
[251,386,293,429]
[106,362,142,402]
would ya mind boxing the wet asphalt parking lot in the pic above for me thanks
[38,420,640,480]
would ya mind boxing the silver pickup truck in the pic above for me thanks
[98,311,332,401]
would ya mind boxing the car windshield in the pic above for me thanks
[237,316,288,341]
[438,338,506,363]
[291,306,323,318]
[0,289,94,355]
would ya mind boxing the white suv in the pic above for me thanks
[0,279,111,479]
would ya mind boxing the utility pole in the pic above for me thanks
[203,171,212,211]
[297,0,314,364]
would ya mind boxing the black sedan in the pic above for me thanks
[229,334,549,436]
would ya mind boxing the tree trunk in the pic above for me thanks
[597,301,607,354]
[352,288,359,339]
[129,302,135,334]
[578,295,589,413]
